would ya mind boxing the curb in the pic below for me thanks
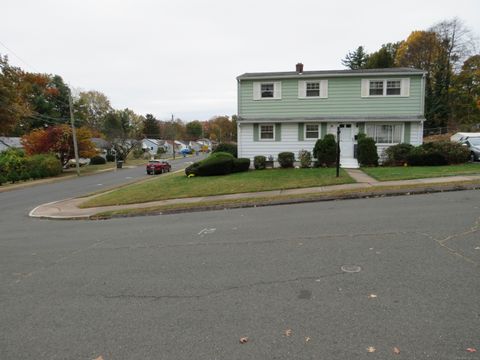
[88,182,480,220]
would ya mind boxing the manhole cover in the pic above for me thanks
[341,265,362,273]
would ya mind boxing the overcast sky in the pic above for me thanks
[1,0,479,122]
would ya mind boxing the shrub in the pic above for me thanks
[132,146,144,159]
[407,147,447,166]
[424,141,470,164]
[0,150,62,183]
[278,152,295,168]
[0,149,27,183]
[298,150,312,168]
[232,158,251,173]
[212,143,237,158]
[357,133,379,166]
[313,134,337,167]
[185,152,234,176]
[254,155,266,170]
[106,154,115,162]
[27,154,62,178]
[157,147,166,155]
[90,155,107,165]
[384,143,414,166]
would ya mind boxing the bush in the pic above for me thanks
[384,143,414,166]
[27,154,62,178]
[313,134,337,167]
[424,141,470,164]
[0,148,27,183]
[278,152,295,168]
[232,158,251,173]
[407,147,447,166]
[185,152,235,176]
[106,154,115,162]
[90,155,107,165]
[298,150,312,168]
[212,143,237,158]
[0,150,62,183]
[132,146,144,159]
[254,155,266,170]
[357,133,379,166]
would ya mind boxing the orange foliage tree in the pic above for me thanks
[22,124,97,166]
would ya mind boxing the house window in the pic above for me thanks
[306,82,320,97]
[261,83,274,98]
[366,124,403,144]
[369,81,384,96]
[260,124,275,140]
[387,80,401,95]
[305,124,319,139]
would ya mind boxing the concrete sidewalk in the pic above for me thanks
[29,169,480,220]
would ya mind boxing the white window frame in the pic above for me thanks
[253,82,282,100]
[304,123,320,139]
[367,79,404,97]
[306,82,320,97]
[259,123,275,141]
[298,80,328,99]
[365,123,404,145]
[261,83,275,98]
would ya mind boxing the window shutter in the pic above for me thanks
[298,81,306,98]
[361,79,370,97]
[320,80,328,98]
[298,123,304,141]
[253,82,261,100]
[275,123,281,141]
[253,123,259,141]
[274,81,282,99]
[321,123,327,139]
[401,78,410,97]
[404,122,411,143]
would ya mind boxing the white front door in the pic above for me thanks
[339,123,354,158]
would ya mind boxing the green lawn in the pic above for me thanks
[362,163,480,181]
[80,168,355,208]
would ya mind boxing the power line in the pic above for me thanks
[0,39,38,72]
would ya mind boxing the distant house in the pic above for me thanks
[236,64,426,168]
[0,137,23,152]
[142,138,169,155]
[91,138,111,158]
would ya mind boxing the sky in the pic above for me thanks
[1,0,479,122]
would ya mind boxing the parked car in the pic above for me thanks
[461,137,480,161]
[180,148,192,155]
[146,160,171,175]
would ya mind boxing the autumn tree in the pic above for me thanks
[364,43,399,69]
[185,120,203,140]
[341,46,369,70]
[74,90,112,132]
[21,124,96,166]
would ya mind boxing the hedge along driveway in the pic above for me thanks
[361,163,480,181]
[80,168,355,208]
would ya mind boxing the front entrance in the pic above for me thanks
[338,123,354,158]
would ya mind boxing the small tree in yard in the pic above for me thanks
[313,134,337,167]
[357,133,379,166]
[299,150,312,168]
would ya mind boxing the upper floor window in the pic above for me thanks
[363,79,410,97]
[261,83,274,98]
[305,124,319,139]
[306,82,320,97]
[253,82,282,100]
[260,124,275,140]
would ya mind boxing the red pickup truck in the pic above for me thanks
[146,160,172,175]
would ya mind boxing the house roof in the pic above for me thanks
[237,67,426,80]
[91,138,111,149]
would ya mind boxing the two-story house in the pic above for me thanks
[236,64,426,168]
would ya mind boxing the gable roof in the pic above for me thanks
[237,67,426,80]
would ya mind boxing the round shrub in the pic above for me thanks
[185,152,235,176]
[407,147,447,166]
[357,134,379,166]
[0,149,27,183]
[232,158,251,173]
[254,155,266,170]
[278,152,295,168]
[424,141,470,164]
[27,154,62,178]
[313,134,337,167]
[212,143,237,158]
[106,154,115,162]
[298,150,312,168]
[40,155,62,177]
[384,143,414,166]
[90,155,107,165]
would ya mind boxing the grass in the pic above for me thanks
[362,163,480,181]
[80,168,355,208]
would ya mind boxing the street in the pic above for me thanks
[0,166,479,359]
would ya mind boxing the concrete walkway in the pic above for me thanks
[30,170,480,219]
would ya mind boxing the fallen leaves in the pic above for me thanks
[393,346,401,354]
[305,336,311,343]
[239,337,248,344]
[368,294,378,299]
[93,356,104,360]
[466,347,477,353]
[366,346,376,353]
[284,329,292,337]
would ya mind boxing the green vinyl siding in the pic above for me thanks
[253,123,259,141]
[239,75,423,118]
[275,123,281,141]
[321,123,327,139]
[404,122,411,143]
[298,123,304,141]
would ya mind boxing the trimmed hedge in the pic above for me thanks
[212,143,237,158]
[384,143,414,166]
[185,152,250,176]
[422,141,469,164]
[278,152,295,168]
[254,155,266,170]
[357,133,379,167]
[90,155,107,165]
[407,147,448,166]
[313,134,337,167]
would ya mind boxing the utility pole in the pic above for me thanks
[171,114,175,160]
[68,93,81,176]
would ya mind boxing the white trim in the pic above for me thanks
[362,78,409,97]
[304,123,320,140]
[253,81,281,100]
[238,71,426,81]
[365,123,404,144]
[259,123,276,141]
[297,79,328,99]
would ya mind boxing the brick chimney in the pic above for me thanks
[296,63,304,74]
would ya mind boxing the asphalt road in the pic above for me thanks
[0,165,479,359]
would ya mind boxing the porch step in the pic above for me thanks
[340,158,359,169]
